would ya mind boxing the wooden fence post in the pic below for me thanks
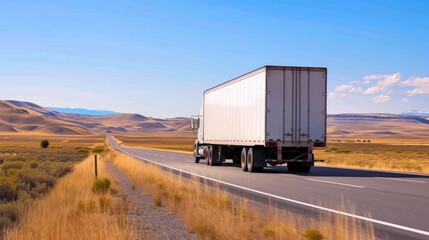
[94,155,98,178]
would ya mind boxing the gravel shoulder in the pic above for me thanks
[104,161,196,240]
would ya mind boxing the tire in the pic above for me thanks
[194,156,200,163]
[218,146,225,166]
[247,147,256,172]
[206,146,211,165]
[210,146,218,166]
[241,147,248,172]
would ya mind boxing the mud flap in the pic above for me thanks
[254,149,267,167]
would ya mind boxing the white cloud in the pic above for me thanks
[400,77,429,96]
[363,74,384,84]
[349,86,363,93]
[361,73,400,94]
[401,98,409,103]
[329,85,364,98]
[376,73,401,87]
[372,94,391,104]
[334,85,353,92]
[364,86,383,94]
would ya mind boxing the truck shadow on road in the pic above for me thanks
[205,160,429,179]
[262,166,429,179]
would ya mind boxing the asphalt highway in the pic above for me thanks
[108,136,429,240]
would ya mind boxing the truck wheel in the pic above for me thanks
[210,146,219,166]
[194,156,200,163]
[241,147,248,172]
[218,146,225,165]
[206,146,212,165]
[247,147,256,172]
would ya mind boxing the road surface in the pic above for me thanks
[108,136,429,240]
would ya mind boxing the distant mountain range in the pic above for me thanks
[47,107,120,116]
[400,110,429,117]
[1,99,428,139]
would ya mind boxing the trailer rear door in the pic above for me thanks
[266,67,327,146]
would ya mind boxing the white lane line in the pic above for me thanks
[376,177,427,184]
[306,178,365,189]
[107,137,429,237]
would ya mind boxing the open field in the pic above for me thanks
[115,132,196,153]
[107,148,375,240]
[115,133,429,174]
[4,154,130,240]
[0,135,106,236]
[315,141,429,173]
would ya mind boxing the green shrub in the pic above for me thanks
[30,161,38,169]
[92,146,105,154]
[0,204,18,234]
[17,170,55,188]
[154,197,162,207]
[40,140,49,149]
[0,203,19,222]
[0,182,17,202]
[91,178,111,194]
[304,229,325,240]
[1,162,24,171]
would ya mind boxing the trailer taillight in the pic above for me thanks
[313,141,325,147]
[267,139,277,147]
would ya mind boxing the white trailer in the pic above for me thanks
[190,66,327,173]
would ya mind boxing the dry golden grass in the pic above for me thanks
[315,141,429,173]
[115,132,196,153]
[0,134,105,149]
[106,148,375,240]
[4,154,130,240]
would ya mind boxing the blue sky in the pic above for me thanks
[0,0,428,117]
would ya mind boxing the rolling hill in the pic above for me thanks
[0,101,93,135]
[0,100,191,135]
[327,114,429,139]
[1,100,428,139]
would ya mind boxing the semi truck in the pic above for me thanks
[190,66,327,173]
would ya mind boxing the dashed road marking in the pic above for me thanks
[376,177,426,184]
[306,178,365,189]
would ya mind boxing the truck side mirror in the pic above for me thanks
[190,115,200,130]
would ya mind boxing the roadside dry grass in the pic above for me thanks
[106,148,375,240]
[115,132,196,153]
[4,153,130,240]
[315,141,429,173]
